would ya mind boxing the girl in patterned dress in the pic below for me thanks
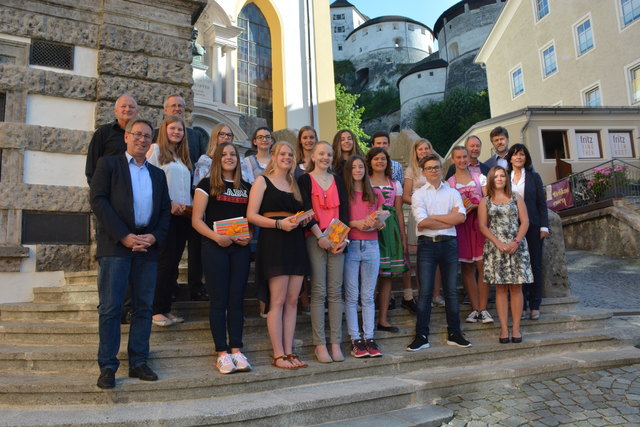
[478,166,533,344]
[367,147,408,333]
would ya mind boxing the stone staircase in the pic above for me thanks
[0,270,639,426]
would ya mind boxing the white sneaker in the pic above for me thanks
[216,354,236,374]
[433,296,446,307]
[480,310,494,324]
[466,310,479,323]
[230,352,252,372]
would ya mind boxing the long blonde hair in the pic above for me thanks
[408,138,435,180]
[156,116,191,170]
[263,141,302,202]
[206,123,233,157]
[208,142,243,196]
[306,140,333,174]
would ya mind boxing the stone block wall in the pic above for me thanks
[0,0,206,273]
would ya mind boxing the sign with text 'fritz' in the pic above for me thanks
[609,132,634,158]
[576,132,601,159]
[546,178,574,211]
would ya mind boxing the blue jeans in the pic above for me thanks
[415,237,461,337]
[97,255,157,371]
[202,238,250,352]
[343,240,380,341]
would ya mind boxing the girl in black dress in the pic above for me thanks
[247,141,311,370]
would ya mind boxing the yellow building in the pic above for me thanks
[476,0,640,116]
[193,0,337,141]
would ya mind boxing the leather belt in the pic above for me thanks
[263,211,294,218]
[418,235,455,243]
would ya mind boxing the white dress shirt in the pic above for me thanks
[411,181,465,238]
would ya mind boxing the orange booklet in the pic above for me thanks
[321,218,350,247]
[213,217,250,239]
[289,209,315,224]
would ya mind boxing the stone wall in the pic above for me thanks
[0,0,206,273]
[562,204,640,259]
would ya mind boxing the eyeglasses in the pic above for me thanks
[255,135,272,141]
[423,165,442,172]
[218,132,234,138]
[127,132,152,142]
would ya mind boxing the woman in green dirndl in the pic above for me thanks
[367,147,408,333]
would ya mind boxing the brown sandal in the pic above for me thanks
[286,354,308,368]
[272,355,297,370]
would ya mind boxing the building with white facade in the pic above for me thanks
[330,0,368,61]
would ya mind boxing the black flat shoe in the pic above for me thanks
[129,364,158,381]
[377,324,399,333]
[97,368,116,389]
[499,337,510,344]
[511,336,523,343]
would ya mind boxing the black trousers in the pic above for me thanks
[153,215,190,315]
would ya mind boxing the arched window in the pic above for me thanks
[237,3,272,127]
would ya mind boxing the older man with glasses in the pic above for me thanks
[91,118,171,389]
[407,154,472,352]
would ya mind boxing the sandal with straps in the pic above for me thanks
[286,354,308,368]
[272,355,297,370]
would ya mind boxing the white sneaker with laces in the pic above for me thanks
[466,310,479,323]
[230,352,252,372]
[216,354,236,374]
[480,310,494,324]
[433,295,446,307]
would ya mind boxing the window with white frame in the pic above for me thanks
[535,0,549,21]
[333,13,345,20]
[621,0,640,26]
[334,26,345,33]
[511,67,524,97]
[584,86,601,106]
[541,44,557,77]
[630,64,640,104]
[575,19,594,55]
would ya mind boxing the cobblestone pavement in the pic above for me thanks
[439,364,640,427]
[566,250,640,311]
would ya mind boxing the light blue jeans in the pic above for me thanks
[343,239,380,341]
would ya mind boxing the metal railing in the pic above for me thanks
[546,159,640,211]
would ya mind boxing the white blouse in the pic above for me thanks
[148,144,192,206]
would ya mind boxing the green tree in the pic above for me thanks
[335,83,369,152]
[413,87,490,156]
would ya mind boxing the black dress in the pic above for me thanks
[256,176,310,308]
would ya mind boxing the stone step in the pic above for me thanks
[313,404,454,427]
[0,294,580,322]
[0,305,606,347]
[0,316,618,376]
[0,345,637,424]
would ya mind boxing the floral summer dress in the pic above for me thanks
[483,195,533,285]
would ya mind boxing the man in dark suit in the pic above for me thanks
[445,135,490,180]
[484,126,510,170]
[90,118,171,389]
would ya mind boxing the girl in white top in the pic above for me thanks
[192,123,236,187]
[146,115,192,326]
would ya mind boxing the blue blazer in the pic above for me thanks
[90,154,171,259]
[523,170,549,230]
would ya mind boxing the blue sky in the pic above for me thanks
[343,0,461,30]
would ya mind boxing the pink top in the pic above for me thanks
[310,175,340,230]
[348,189,384,240]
